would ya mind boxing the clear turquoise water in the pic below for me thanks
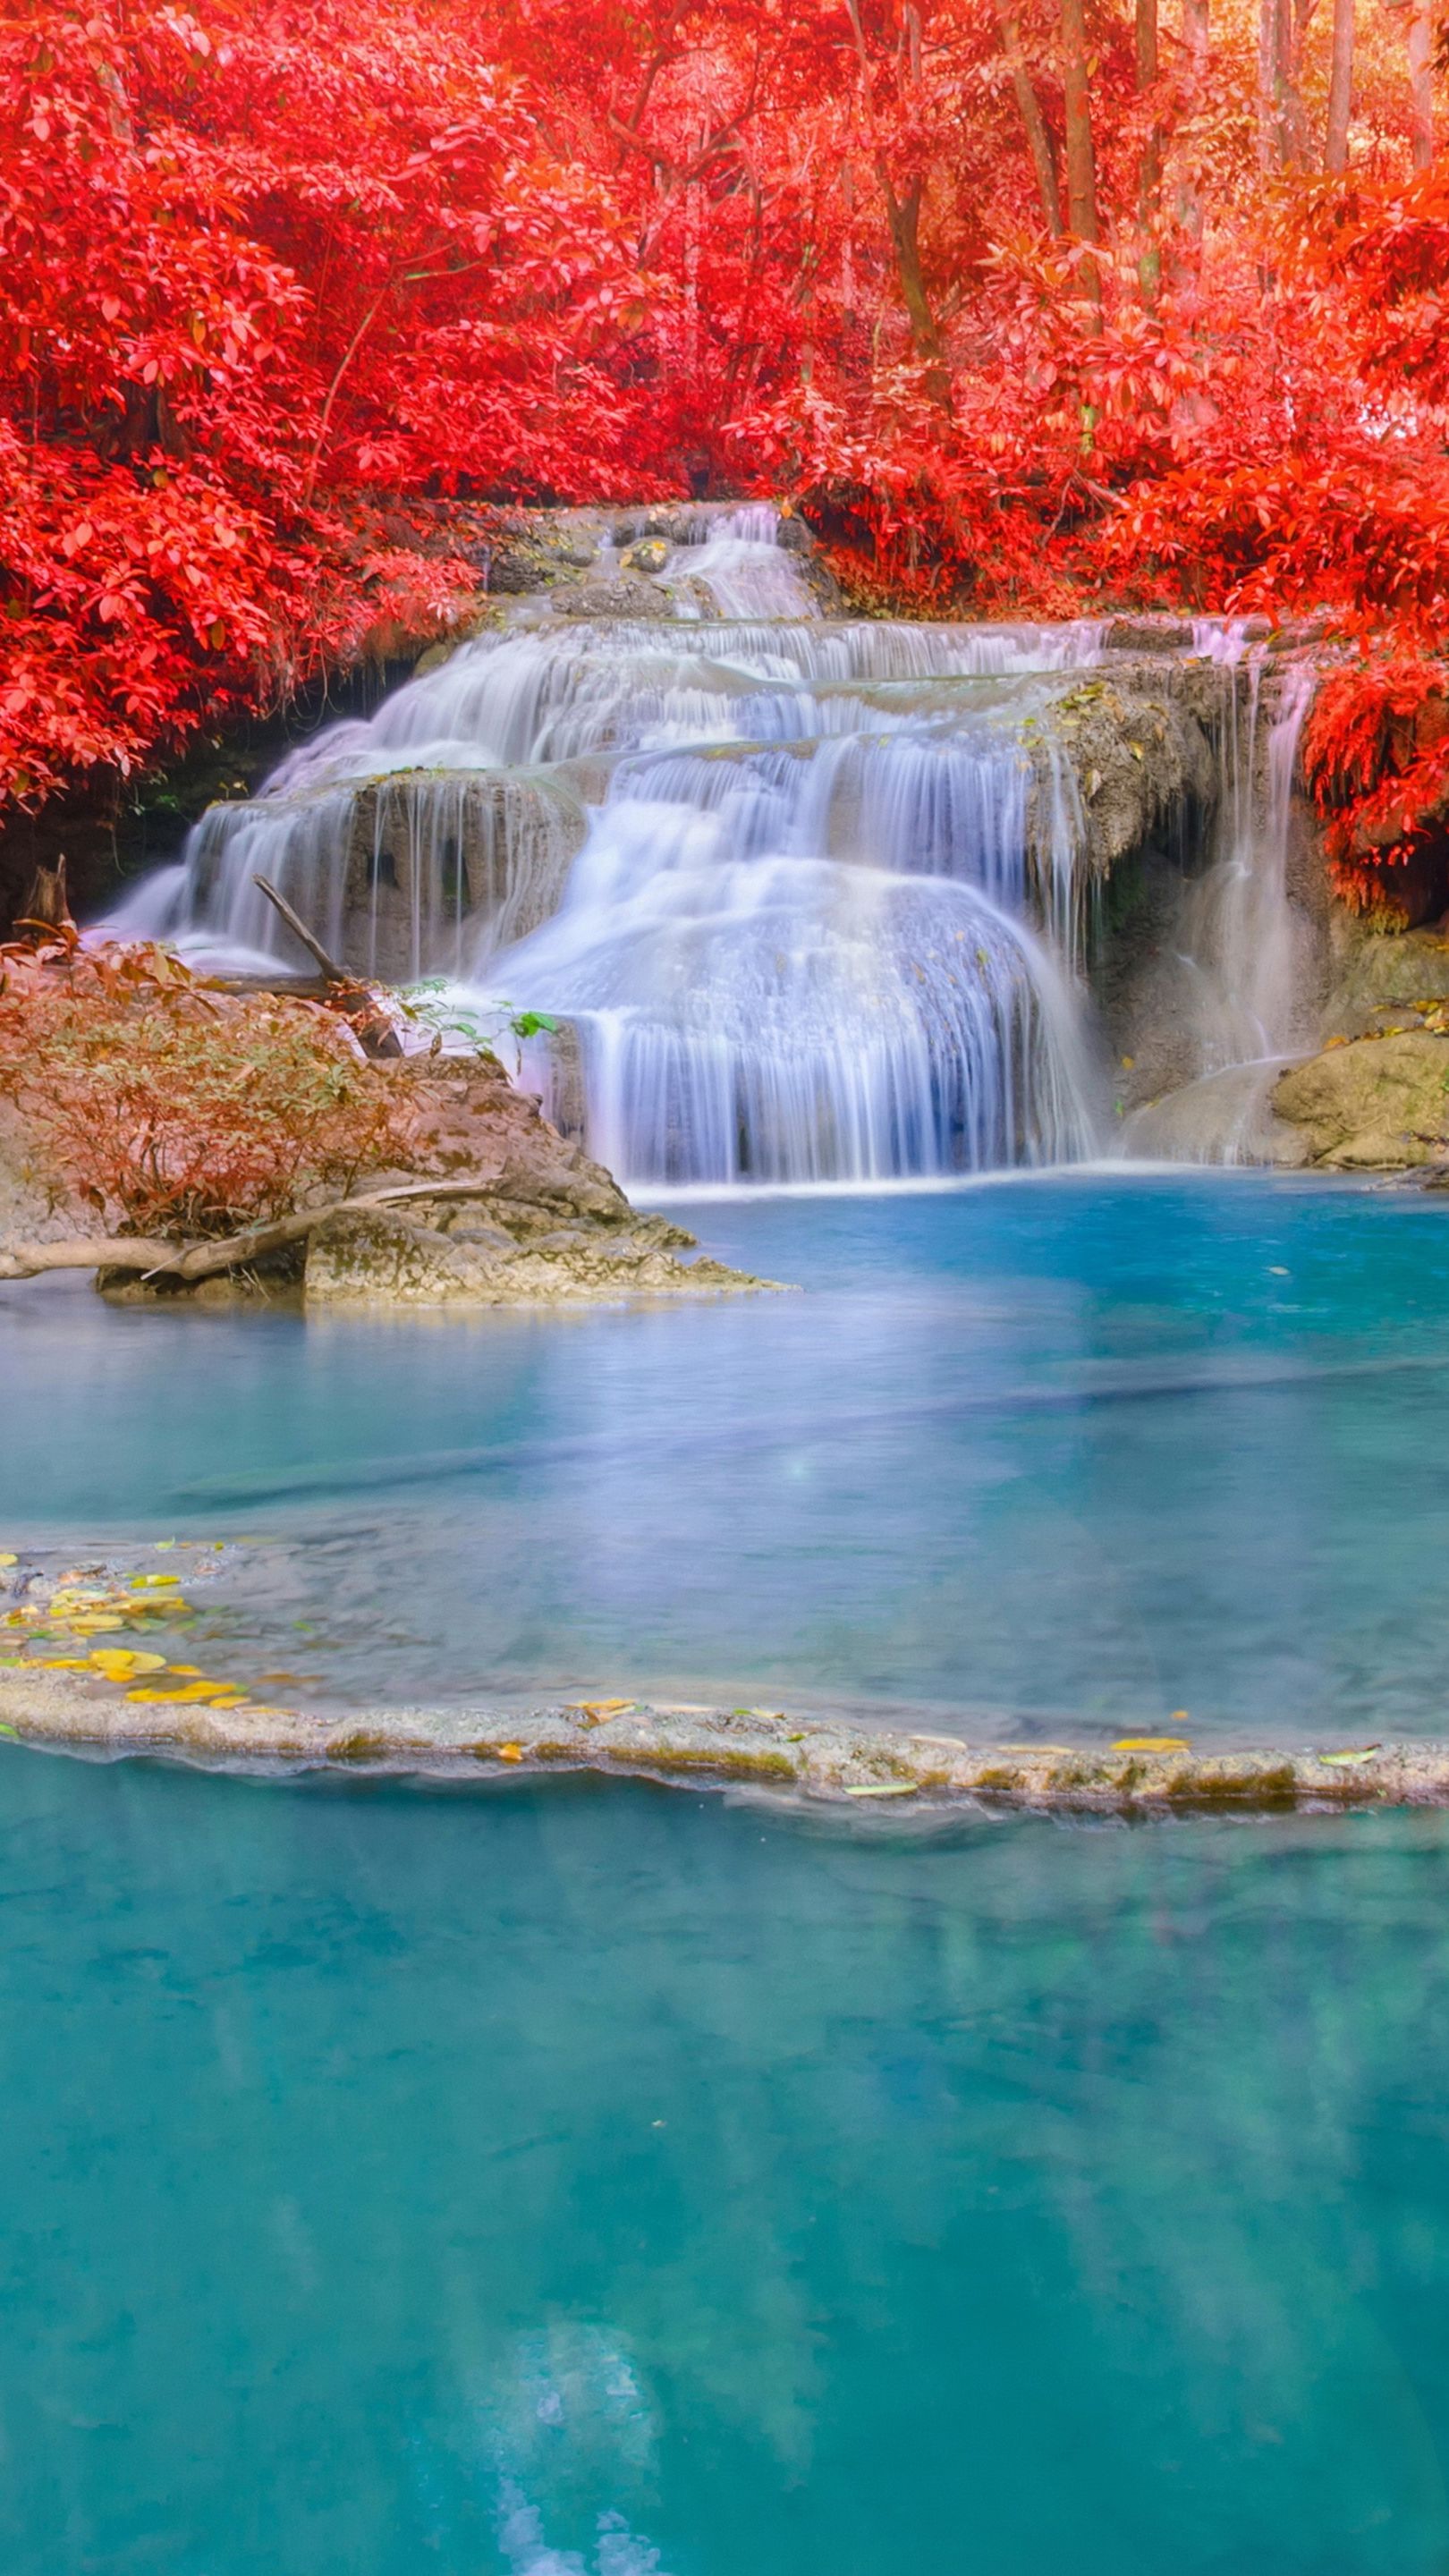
[6,1173,1449,1738]
[4,1756,1449,2574]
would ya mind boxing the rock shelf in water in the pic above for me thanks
[2,1667,1443,1818]
[0,1549,1434,1813]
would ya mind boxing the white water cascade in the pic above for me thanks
[106,505,1318,1184]
[1123,648,1318,1164]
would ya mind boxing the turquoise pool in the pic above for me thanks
[2,1756,1448,2573]
[4,1173,1449,1740]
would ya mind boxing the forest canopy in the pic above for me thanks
[1,0,1445,895]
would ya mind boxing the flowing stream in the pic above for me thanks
[111,505,1317,1181]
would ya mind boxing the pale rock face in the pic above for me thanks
[302,1055,779,1302]
[303,1203,774,1305]
[1273,1030,1449,1166]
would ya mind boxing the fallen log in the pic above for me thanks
[0,1180,508,1286]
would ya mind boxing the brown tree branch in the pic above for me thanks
[0,1181,516,1287]
[997,4,1064,237]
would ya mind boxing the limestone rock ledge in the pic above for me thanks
[301,1053,782,1305]
[1273,1030,1449,1168]
[1028,661,1223,882]
[2,1664,1444,1816]
[305,1200,775,1306]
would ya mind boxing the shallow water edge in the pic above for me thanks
[4,1663,1442,1815]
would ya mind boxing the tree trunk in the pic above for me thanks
[1136,0,1164,302]
[1325,0,1354,168]
[1259,0,1309,167]
[839,0,953,407]
[1406,0,1434,167]
[1176,0,1211,245]
[1060,0,1102,318]
[998,4,1064,235]
[879,171,954,407]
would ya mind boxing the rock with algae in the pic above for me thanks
[305,1200,775,1307]
[3,1652,1445,1816]
[1273,1030,1449,1168]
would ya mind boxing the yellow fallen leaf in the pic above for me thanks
[130,1573,180,1589]
[125,1682,233,1705]
[568,1698,633,1715]
[844,1782,918,1799]
[497,1742,524,1762]
[155,1541,176,1551]
[165,1665,203,1676]
[1113,1736,1191,1752]
[67,1616,127,1634]
[89,1649,167,1676]
[37,1657,92,1669]
[1319,1746,1381,1767]
[0,1553,17,1567]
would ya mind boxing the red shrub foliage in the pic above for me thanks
[0,930,413,1234]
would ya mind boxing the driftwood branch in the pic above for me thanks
[252,876,403,1055]
[252,876,349,983]
[0,1180,504,1286]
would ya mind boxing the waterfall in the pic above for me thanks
[105,506,1331,1182]
[1178,657,1313,1065]
[1123,657,1317,1165]
[495,767,1100,1184]
[106,504,1116,1185]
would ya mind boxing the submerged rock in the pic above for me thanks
[1273,1030,1449,1166]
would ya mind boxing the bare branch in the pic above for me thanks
[0,1180,517,1288]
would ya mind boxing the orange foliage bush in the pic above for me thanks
[0,932,412,1236]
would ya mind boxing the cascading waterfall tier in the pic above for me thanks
[105,505,1317,1184]
[1120,648,1318,1165]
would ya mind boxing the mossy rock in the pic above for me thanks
[1273,1030,1449,1166]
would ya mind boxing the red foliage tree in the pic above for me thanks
[0,0,1445,877]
